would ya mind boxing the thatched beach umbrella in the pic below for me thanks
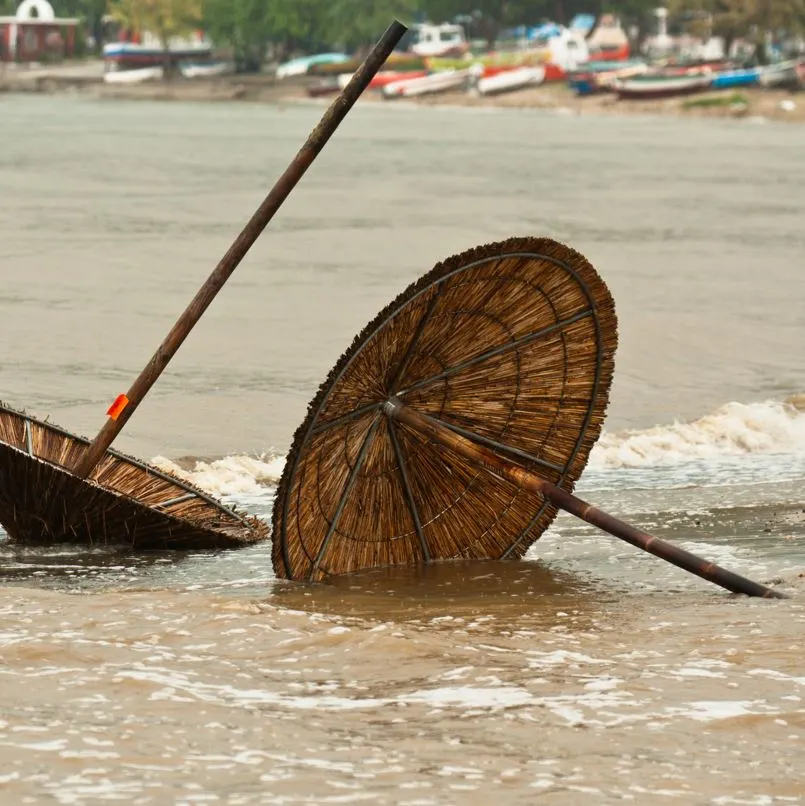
[0,21,408,551]
[272,237,786,598]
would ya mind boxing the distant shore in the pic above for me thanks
[2,60,804,124]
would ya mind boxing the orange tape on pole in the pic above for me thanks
[106,394,130,421]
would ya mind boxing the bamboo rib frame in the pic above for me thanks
[272,237,617,581]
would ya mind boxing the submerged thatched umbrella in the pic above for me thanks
[272,237,786,598]
[0,21,408,551]
[0,401,264,548]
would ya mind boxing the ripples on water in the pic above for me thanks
[2,437,804,803]
[2,97,805,803]
[2,565,804,804]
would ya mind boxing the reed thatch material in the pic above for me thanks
[0,402,268,549]
[272,237,618,582]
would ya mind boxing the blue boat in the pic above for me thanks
[710,67,760,89]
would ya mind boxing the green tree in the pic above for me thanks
[107,0,202,75]
[54,0,109,48]
[203,0,339,72]
[666,0,805,61]
[325,0,419,53]
[424,0,549,49]
[202,0,273,72]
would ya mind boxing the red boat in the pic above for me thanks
[544,63,566,82]
[480,65,521,79]
[368,70,428,88]
[309,70,430,97]
[335,70,430,90]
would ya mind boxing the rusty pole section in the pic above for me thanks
[383,399,788,600]
[73,20,408,480]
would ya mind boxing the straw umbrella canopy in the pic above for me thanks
[272,237,617,582]
[0,402,267,548]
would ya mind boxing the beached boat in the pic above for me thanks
[543,63,568,82]
[594,63,649,91]
[103,66,164,84]
[759,59,802,89]
[710,67,760,89]
[336,70,429,91]
[312,53,427,75]
[613,73,712,100]
[427,53,546,71]
[382,69,472,99]
[179,61,233,79]
[307,78,340,98]
[659,61,726,76]
[102,39,212,71]
[473,66,545,96]
[275,53,348,79]
[567,59,647,95]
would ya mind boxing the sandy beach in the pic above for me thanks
[3,58,805,123]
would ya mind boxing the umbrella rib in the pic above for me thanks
[397,308,593,395]
[308,414,381,579]
[388,419,430,562]
[311,402,381,435]
[432,417,565,473]
[389,287,443,394]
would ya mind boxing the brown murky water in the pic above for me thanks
[1,95,805,804]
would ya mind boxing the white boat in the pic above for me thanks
[102,31,212,71]
[383,69,472,99]
[474,66,546,96]
[103,66,164,84]
[613,74,712,100]
[179,61,233,79]
[758,59,801,88]
[275,53,348,79]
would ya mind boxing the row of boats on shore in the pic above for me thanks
[100,47,805,103]
[569,57,805,99]
[302,53,805,101]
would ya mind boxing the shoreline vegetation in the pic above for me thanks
[2,60,804,124]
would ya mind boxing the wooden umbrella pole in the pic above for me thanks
[72,20,408,481]
[383,399,788,600]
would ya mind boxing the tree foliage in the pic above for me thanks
[666,0,805,58]
[106,0,202,45]
[325,0,419,52]
[106,0,202,72]
[40,0,805,66]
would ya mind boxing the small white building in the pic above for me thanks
[408,23,469,59]
[0,0,79,62]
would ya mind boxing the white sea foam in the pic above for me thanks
[148,397,805,497]
[151,454,285,498]
[588,397,805,470]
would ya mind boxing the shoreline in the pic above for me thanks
[2,62,804,124]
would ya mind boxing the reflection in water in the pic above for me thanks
[269,559,605,625]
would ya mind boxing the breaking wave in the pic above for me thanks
[152,454,285,499]
[588,396,805,470]
[151,397,805,494]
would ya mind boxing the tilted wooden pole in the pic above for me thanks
[73,20,408,480]
[383,399,788,600]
